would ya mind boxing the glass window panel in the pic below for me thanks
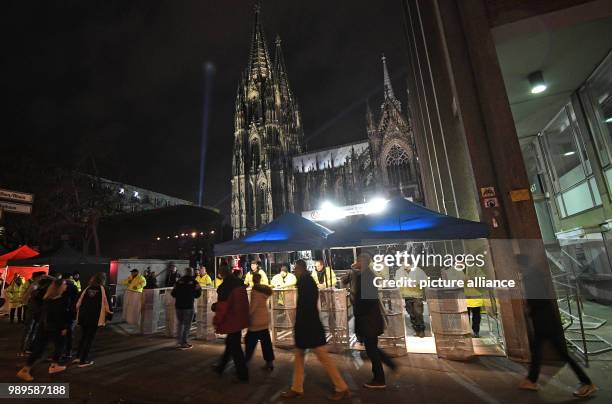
[589,177,602,206]
[584,52,612,167]
[562,182,594,216]
[606,167,612,194]
[556,194,566,218]
[543,109,586,191]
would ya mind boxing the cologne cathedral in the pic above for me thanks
[231,5,422,238]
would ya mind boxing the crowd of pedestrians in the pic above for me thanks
[2,254,599,399]
[10,271,113,381]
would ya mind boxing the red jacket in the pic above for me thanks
[213,275,249,334]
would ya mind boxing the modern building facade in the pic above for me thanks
[401,0,612,362]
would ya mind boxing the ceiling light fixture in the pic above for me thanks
[528,71,547,94]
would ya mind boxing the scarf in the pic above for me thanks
[76,285,112,327]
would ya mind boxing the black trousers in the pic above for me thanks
[21,309,39,352]
[218,331,248,380]
[363,335,396,384]
[245,329,275,363]
[63,319,76,356]
[27,329,64,366]
[467,307,481,335]
[528,332,591,385]
[10,307,24,323]
[76,325,99,362]
[404,298,425,332]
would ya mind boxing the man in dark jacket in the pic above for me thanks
[61,273,80,361]
[212,264,249,382]
[171,268,202,349]
[165,265,179,287]
[281,260,348,401]
[19,272,52,355]
[350,254,395,389]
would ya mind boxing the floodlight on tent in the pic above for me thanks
[319,201,346,221]
[365,197,389,215]
[605,117,612,123]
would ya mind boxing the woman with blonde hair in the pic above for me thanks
[17,278,71,381]
[72,272,113,367]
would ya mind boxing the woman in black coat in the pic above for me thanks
[73,273,113,367]
[281,260,348,400]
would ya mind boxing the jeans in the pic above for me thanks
[76,325,98,362]
[363,335,396,383]
[218,331,248,380]
[27,329,64,366]
[404,297,425,332]
[467,307,481,335]
[291,346,348,393]
[10,307,24,323]
[175,309,194,346]
[245,329,275,363]
[528,332,591,384]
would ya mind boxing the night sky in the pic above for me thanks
[2,0,409,217]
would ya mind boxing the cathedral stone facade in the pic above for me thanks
[231,6,421,238]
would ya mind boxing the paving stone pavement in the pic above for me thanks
[0,318,609,404]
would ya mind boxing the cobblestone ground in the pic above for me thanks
[0,318,609,404]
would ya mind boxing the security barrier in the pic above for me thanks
[196,287,217,341]
[378,288,408,357]
[141,287,173,335]
[320,288,350,353]
[271,288,297,348]
[426,287,475,360]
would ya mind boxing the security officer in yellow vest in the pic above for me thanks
[195,266,213,287]
[271,264,297,289]
[121,269,147,325]
[464,265,487,338]
[311,259,337,289]
[394,264,427,337]
[72,271,82,293]
[244,260,269,288]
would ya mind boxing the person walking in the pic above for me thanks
[281,260,349,400]
[518,256,597,397]
[16,279,71,381]
[60,273,80,361]
[19,271,51,356]
[212,264,249,382]
[349,254,396,389]
[244,273,275,371]
[7,274,27,323]
[71,273,113,367]
[394,264,427,337]
[171,268,202,349]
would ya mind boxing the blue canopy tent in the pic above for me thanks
[326,197,489,248]
[214,212,333,256]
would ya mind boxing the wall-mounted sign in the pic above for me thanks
[480,186,496,198]
[0,188,34,204]
[510,188,531,202]
[0,201,33,214]
[483,197,499,209]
